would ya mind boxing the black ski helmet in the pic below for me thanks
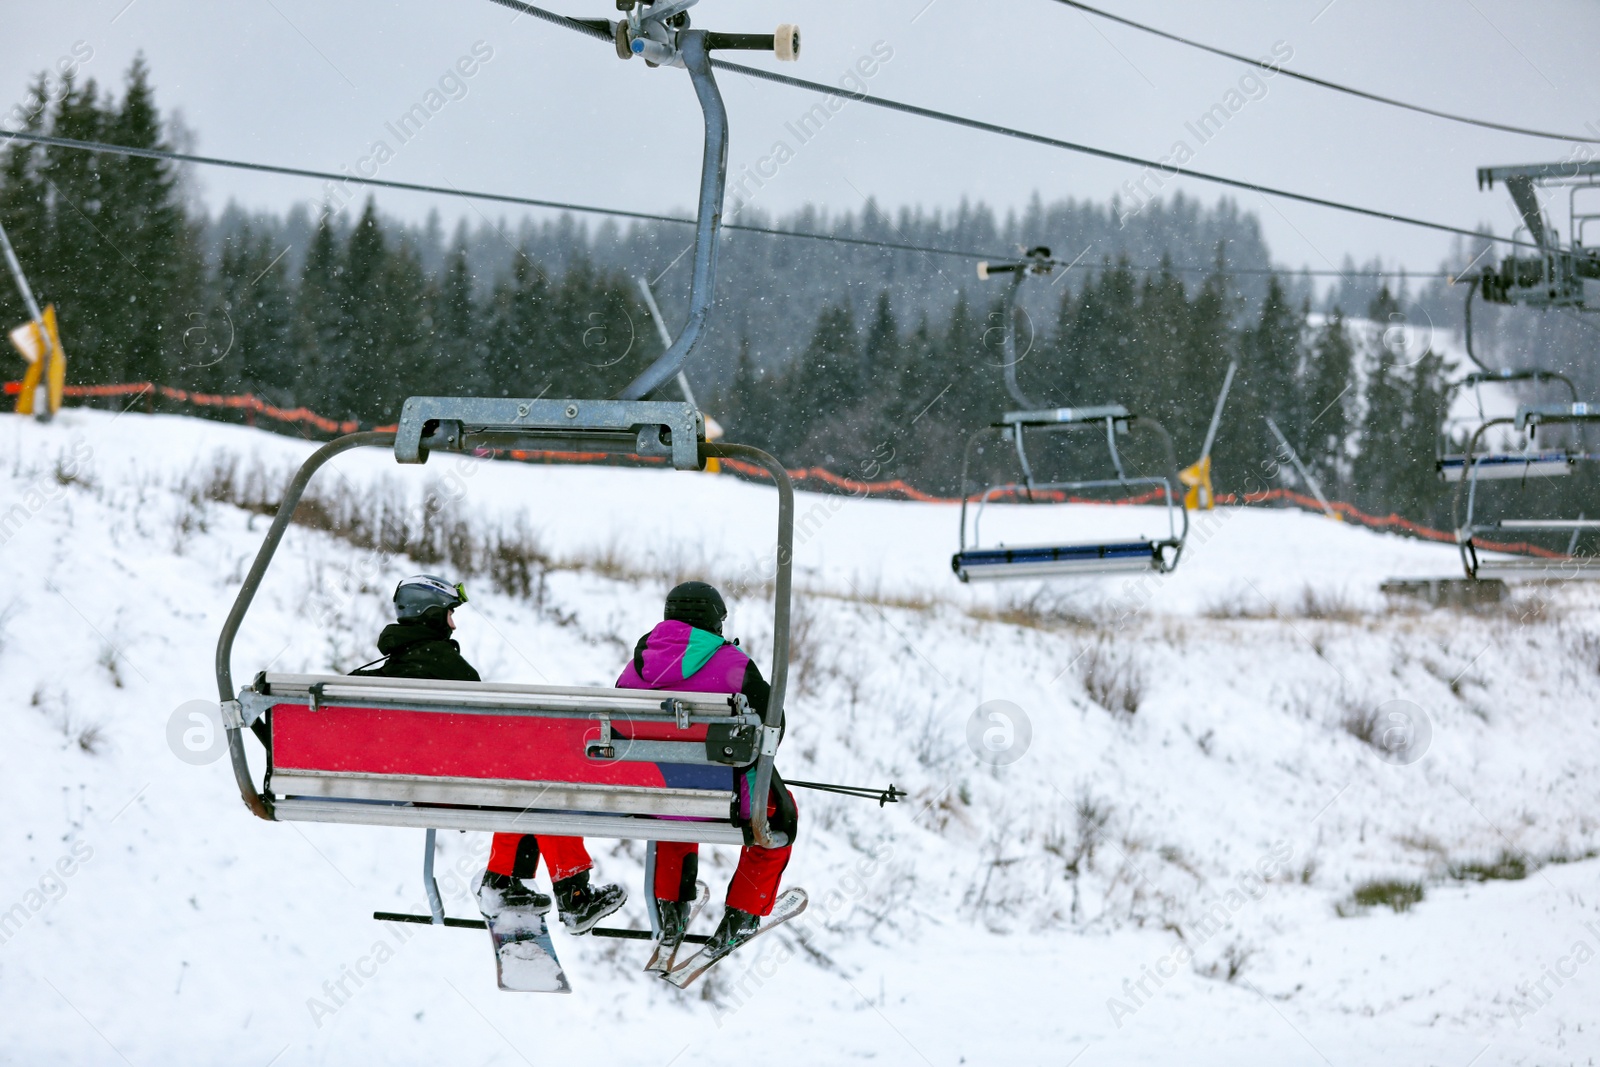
[664,581,727,635]
[394,574,467,621]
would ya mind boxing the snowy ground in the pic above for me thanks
[3,409,1599,1066]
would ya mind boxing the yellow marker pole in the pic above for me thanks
[0,219,64,420]
[42,304,66,416]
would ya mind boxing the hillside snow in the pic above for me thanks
[3,409,1599,1066]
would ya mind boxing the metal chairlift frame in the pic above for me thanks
[1436,368,1579,483]
[953,406,1188,580]
[1452,401,1600,579]
[214,6,802,851]
[952,252,1186,580]
[1474,161,1600,312]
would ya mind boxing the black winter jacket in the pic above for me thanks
[355,618,480,681]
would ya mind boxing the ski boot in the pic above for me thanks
[703,906,761,962]
[553,871,627,934]
[646,898,691,974]
[475,870,551,918]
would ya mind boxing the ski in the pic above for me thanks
[645,881,710,975]
[486,906,571,994]
[662,887,808,990]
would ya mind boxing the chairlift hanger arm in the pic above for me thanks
[978,247,1052,411]
[610,5,800,401]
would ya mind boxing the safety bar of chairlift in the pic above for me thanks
[999,405,1132,427]
[1516,402,1598,431]
[214,430,795,849]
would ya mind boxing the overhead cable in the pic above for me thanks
[1048,0,1600,145]
[481,0,1543,251]
[0,128,1456,280]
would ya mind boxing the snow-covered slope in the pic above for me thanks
[3,409,1599,1066]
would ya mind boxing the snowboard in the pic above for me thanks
[662,887,808,990]
[644,880,710,976]
[487,905,571,994]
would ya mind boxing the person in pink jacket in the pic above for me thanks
[616,582,797,963]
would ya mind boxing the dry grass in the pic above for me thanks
[1076,642,1146,716]
[971,590,1104,631]
[188,455,556,603]
[1203,584,1368,622]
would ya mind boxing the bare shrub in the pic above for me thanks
[1340,703,1380,746]
[1076,642,1146,716]
[1200,590,1274,620]
[1196,939,1256,982]
[1339,879,1424,915]
[786,597,821,696]
[97,642,126,689]
[75,722,107,755]
[1295,585,1364,622]
[977,590,1102,631]
[53,450,94,489]
[191,457,555,602]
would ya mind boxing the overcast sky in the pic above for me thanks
[5,0,1599,276]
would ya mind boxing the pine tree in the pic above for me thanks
[1300,309,1355,494]
[339,199,390,420]
[103,54,194,386]
[40,72,116,383]
[224,225,297,401]
[1230,275,1304,496]
[1352,289,1400,510]
[431,227,481,394]
[781,301,860,460]
[0,74,49,336]
[292,213,348,411]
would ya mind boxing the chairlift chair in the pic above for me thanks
[1436,368,1579,483]
[952,404,1189,581]
[951,251,1187,581]
[1452,401,1600,579]
[214,3,803,854]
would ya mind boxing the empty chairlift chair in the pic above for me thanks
[1453,400,1600,579]
[951,404,1189,581]
[950,250,1187,581]
[1436,368,1579,483]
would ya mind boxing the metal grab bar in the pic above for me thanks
[215,430,396,820]
[703,440,793,849]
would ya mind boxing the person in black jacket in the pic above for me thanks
[354,576,481,681]
[354,575,625,931]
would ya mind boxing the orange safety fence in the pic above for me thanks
[6,381,1574,561]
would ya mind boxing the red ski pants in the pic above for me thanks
[487,834,592,883]
[653,788,794,916]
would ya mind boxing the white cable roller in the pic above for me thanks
[977,261,990,280]
[774,23,800,61]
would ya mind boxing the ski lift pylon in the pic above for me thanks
[214,4,802,850]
